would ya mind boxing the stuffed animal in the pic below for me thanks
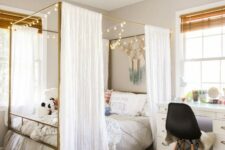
[36,98,56,116]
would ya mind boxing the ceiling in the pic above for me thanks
[68,0,145,11]
[0,0,145,12]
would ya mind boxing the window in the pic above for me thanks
[0,9,44,105]
[181,6,225,95]
[0,28,9,104]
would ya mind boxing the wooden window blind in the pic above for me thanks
[0,9,42,33]
[181,6,225,33]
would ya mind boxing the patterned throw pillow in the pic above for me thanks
[105,89,113,104]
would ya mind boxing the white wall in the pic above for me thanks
[109,35,146,93]
[108,0,223,97]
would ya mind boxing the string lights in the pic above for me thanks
[8,3,58,30]
[110,35,145,50]
[45,32,57,39]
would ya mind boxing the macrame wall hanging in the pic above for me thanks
[110,35,145,85]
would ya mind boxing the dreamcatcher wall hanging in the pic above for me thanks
[110,35,145,85]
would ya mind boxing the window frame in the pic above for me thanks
[0,28,9,103]
[0,5,47,105]
[175,0,225,97]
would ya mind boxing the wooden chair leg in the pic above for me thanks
[191,144,194,150]
[174,143,177,150]
[174,140,179,150]
[182,140,185,150]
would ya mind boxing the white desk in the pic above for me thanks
[156,102,225,150]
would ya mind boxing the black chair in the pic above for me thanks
[166,103,202,150]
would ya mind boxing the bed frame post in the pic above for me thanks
[8,25,12,130]
[57,1,62,150]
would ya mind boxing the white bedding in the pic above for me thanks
[4,131,53,150]
[107,115,152,150]
[10,112,58,147]
[4,114,152,150]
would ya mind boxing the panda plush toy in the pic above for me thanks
[36,98,56,116]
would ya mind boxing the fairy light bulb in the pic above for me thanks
[44,14,48,18]
[55,3,59,7]
[135,38,138,42]
[107,29,110,33]
[121,29,124,32]
[54,8,58,11]
[114,26,117,30]
[123,21,126,25]
[47,11,51,15]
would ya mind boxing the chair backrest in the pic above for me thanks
[166,103,201,140]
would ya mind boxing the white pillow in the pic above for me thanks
[136,94,150,116]
[141,100,151,116]
[110,91,147,116]
[43,88,58,101]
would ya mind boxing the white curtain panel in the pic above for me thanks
[60,2,108,150]
[11,26,43,115]
[145,25,171,146]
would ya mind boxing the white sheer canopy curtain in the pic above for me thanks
[60,2,108,150]
[145,25,171,148]
[11,25,43,115]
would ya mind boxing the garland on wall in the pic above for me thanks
[110,35,145,85]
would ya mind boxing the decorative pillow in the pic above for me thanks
[105,89,113,104]
[110,91,147,116]
[105,103,111,116]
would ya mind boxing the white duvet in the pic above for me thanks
[4,114,152,150]
[107,115,152,150]
[11,112,58,147]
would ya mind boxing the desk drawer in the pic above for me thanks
[216,113,225,119]
[193,110,216,118]
[157,113,167,137]
[213,120,225,135]
[158,106,168,113]
[214,134,225,150]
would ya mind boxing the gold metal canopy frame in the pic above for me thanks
[7,1,148,150]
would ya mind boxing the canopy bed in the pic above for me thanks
[5,2,61,150]
[2,1,171,150]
